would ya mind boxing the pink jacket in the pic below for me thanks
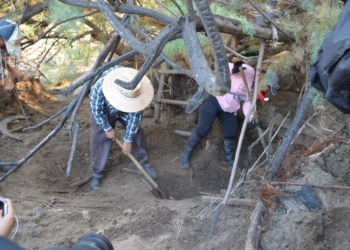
[216,63,255,120]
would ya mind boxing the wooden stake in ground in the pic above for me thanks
[115,138,167,199]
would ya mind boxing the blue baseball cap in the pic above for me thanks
[0,19,22,56]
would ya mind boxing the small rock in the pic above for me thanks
[82,210,91,220]
[183,215,190,224]
[315,156,324,166]
[135,209,145,216]
[123,208,133,216]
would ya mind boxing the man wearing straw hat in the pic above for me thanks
[0,19,23,92]
[89,66,158,190]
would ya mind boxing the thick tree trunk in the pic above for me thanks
[268,89,315,176]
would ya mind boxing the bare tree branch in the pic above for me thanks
[37,10,99,41]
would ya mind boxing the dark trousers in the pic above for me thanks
[193,96,238,140]
[90,111,151,178]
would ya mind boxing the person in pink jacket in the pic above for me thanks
[180,61,261,170]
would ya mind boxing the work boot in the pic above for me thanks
[144,166,158,180]
[90,176,103,190]
[222,138,242,170]
[180,132,203,170]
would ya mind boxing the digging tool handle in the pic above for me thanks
[115,138,167,199]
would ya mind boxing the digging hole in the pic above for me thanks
[155,147,233,200]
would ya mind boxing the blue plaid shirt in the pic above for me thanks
[90,65,142,142]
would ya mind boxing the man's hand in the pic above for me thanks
[105,128,116,141]
[122,141,132,156]
[10,70,24,83]
[250,119,263,128]
[1,79,15,92]
[3,60,24,83]
[0,198,16,237]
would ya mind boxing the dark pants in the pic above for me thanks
[90,111,151,178]
[193,96,238,140]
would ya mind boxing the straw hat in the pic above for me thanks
[102,67,154,113]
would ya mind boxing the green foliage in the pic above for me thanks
[267,0,342,88]
[268,52,294,76]
[260,71,275,91]
[40,40,102,86]
[300,0,316,12]
[20,24,37,40]
[306,4,342,63]
[46,0,85,42]
[281,1,342,64]
[311,88,325,108]
[279,19,303,44]
[161,0,255,66]
[162,32,211,65]
[162,1,255,36]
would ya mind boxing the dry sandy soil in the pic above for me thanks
[1,77,350,250]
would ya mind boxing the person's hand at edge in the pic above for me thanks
[0,198,16,237]
[122,141,132,156]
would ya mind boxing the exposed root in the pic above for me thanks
[275,151,303,182]
[259,182,285,209]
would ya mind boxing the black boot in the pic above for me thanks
[180,132,203,170]
[222,138,241,170]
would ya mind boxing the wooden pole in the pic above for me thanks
[154,69,165,123]
[174,130,191,137]
[158,99,188,106]
[239,67,267,150]
[244,40,267,250]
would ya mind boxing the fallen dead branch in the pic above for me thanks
[0,116,25,141]
[174,130,191,137]
[303,136,345,157]
[22,106,68,132]
[67,175,92,188]
[269,181,350,191]
[245,198,266,250]
[307,144,334,159]
[122,168,143,175]
[201,196,253,206]
[176,211,184,241]
[66,121,80,178]
[6,194,120,209]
